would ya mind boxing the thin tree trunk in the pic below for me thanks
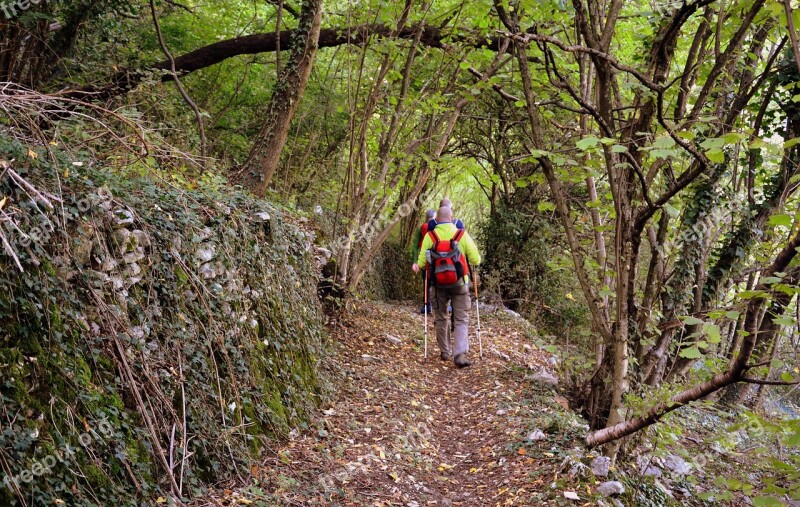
[235,0,324,196]
[587,232,800,447]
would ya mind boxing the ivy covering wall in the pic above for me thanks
[0,137,326,505]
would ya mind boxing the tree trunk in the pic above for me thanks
[587,231,800,447]
[235,0,323,196]
[721,267,799,405]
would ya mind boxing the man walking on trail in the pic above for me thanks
[411,209,437,314]
[412,206,481,367]
[426,197,465,231]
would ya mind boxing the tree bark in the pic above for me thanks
[587,231,800,447]
[234,0,324,196]
[67,23,515,102]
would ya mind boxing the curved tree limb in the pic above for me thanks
[66,23,512,102]
[587,231,800,447]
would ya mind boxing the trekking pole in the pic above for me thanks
[473,266,483,359]
[423,271,428,360]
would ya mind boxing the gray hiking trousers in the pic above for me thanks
[432,284,470,357]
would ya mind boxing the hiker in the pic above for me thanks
[426,197,465,232]
[412,206,481,367]
[411,209,436,314]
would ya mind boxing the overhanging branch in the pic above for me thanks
[67,23,509,101]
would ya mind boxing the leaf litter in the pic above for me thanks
[199,300,576,506]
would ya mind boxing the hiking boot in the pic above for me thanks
[440,352,451,361]
[454,354,472,368]
[419,303,432,314]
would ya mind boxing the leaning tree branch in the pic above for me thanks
[586,231,800,447]
[66,23,512,102]
[740,377,800,386]
[783,0,800,75]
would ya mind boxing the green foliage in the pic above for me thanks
[0,137,326,504]
[478,201,587,335]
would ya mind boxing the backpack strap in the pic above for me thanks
[418,223,429,249]
[453,229,465,242]
[428,229,441,245]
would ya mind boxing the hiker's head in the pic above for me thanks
[436,206,453,223]
[425,209,435,221]
[440,197,452,208]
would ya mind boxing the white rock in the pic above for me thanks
[531,369,559,386]
[526,429,546,441]
[110,275,124,290]
[591,456,611,477]
[100,257,118,272]
[124,262,141,277]
[196,244,216,263]
[385,334,402,345]
[637,456,663,477]
[596,481,625,497]
[563,491,580,500]
[112,228,132,254]
[131,230,150,248]
[123,248,145,264]
[663,454,692,476]
[113,208,134,225]
[199,263,217,279]
[361,354,382,363]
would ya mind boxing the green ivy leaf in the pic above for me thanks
[679,346,703,359]
[703,323,722,344]
[768,214,792,227]
[700,137,725,150]
[680,315,704,326]
[752,497,786,507]
[772,315,795,327]
[706,148,725,163]
[784,137,800,150]
[576,136,600,150]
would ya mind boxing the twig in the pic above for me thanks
[170,423,176,473]
[0,227,23,271]
[784,0,800,73]
[740,377,800,386]
[149,0,208,166]
[179,352,188,495]
[89,288,181,495]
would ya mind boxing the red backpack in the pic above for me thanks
[417,222,430,249]
[426,229,470,288]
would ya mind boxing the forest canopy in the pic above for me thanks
[2,0,800,503]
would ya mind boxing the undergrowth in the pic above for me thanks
[0,135,327,505]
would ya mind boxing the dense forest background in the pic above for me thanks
[2,0,800,504]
